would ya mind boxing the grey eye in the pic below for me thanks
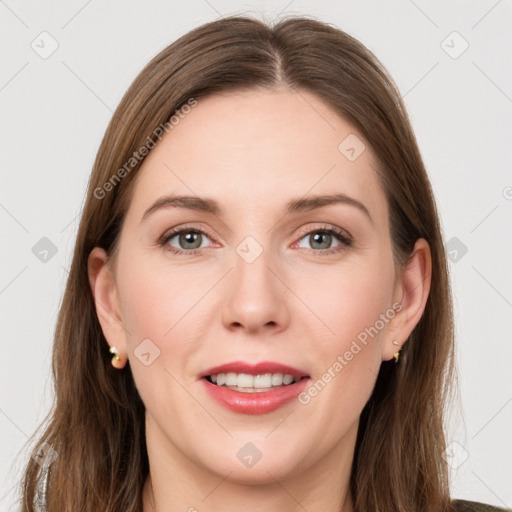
[167,230,211,250]
[297,231,342,251]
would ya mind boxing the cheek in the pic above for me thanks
[115,251,223,405]
[296,256,394,401]
[117,251,207,339]
[115,257,208,420]
[297,257,394,345]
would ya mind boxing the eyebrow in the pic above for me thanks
[141,193,373,224]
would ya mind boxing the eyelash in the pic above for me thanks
[158,224,353,257]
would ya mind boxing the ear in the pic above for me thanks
[88,247,128,368]
[382,238,432,361]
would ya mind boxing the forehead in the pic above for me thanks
[125,88,387,225]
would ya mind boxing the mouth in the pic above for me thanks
[204,373,308,393]
[198,361,310,412]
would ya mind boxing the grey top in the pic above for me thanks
[34,463,49,512]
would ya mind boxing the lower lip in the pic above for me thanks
[201,377,310,415]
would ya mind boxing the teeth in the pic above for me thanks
[282,374,294,385]
[240,373,258,387]
[226,373,238,386]
[208,372,302,390]
[254,374,272,388]
[271,373,283,386]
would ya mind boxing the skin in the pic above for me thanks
[88,87,431,512]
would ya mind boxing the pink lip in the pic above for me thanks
[198,360,310,415]
[198,360,309,380]
[201,376,310,415]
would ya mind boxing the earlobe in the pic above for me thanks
[88,247,127,366]
[383,238,432,361]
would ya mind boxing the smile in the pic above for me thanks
[206,372,306,392]
[199,360,311,414]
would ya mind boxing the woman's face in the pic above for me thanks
[92,88,423,484]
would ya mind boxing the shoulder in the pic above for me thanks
[452,499,511,512]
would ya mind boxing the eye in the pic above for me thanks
[158,223,352,257]
[159,226,214,255]
[294,224,352,255]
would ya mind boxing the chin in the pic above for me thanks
[195,440,310,485]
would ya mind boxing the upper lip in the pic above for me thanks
[199,361,309,380]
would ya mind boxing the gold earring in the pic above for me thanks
[109,346,124,368]
[109,346,120,361]
[392,340,401,363]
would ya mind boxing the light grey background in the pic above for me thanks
[1,1,511,510]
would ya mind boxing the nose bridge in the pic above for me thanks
[236,237,271,282]
[221,233,288,332]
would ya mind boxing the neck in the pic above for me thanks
[143,471,354,512]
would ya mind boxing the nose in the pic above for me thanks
[221,245,290,335]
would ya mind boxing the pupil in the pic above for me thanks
[311,232,331,249]
[180,231,201,249]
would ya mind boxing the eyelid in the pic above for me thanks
[294,223,352,242]
[158,223,218,248]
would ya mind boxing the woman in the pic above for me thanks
[18,14,508,512]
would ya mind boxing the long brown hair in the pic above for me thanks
[17,14,455,512]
